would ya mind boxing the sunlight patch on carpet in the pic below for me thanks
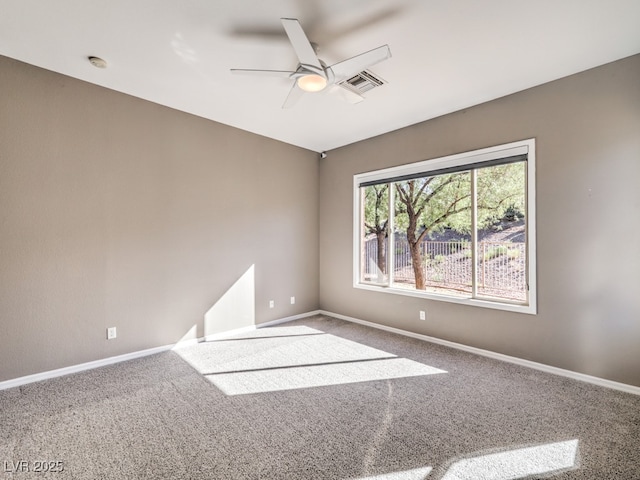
[175,326,447,395]
[206,358,445,395]
[221,325,326,340]
[176,333,397,375]
[440,439,579,480]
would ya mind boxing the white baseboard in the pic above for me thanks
[318,310,640,396]
[3,308,637,396]
[0,344,175,391]
[261,310,322,327]
[0,310,323,391]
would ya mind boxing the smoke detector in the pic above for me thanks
[88,56,107,69]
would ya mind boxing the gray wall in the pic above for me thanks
[0,56,319,382]
[319,54,640,387]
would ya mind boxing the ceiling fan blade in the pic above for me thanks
[230,68,295,78]
[328,85,364,104]
[282,82,305,109]
[327,45,391,84]
[281,18,323,71]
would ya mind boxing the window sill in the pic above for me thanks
[354,282,537,315]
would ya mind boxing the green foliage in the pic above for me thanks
[392,162,525,240]
[507,248,521,259]
[482,244,521,261]
[503,203,525,221]
[476,163,526,228]
[433,254,446,264]
[463,244,521,261]
[394,171,472,237]
[483,245,508,261]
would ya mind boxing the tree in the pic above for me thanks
[394,163,525,290]
[363,184,389,275]
[395,172,471,289]
[476,163,525,226]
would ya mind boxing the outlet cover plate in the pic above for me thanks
[107,327,117,340]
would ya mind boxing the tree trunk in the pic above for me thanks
[409,240,425,290]
[376,232,386,275]
[406,213,426,290]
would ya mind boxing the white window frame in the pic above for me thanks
[353,139,537,315]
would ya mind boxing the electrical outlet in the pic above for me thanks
[290,296,295,305]
[419,311,426,321]
[107,327,117,340]
[269,300,274,308]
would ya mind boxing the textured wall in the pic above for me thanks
[319,54,640,387]
[0,56,319,382]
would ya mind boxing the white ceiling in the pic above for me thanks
[1,0,639,153]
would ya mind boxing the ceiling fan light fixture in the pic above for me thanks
[297,74,327,92]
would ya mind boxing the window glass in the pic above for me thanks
[476,162,527,302]
[392,172,472,295]
[354,140,535,313]
[361,184,389,285]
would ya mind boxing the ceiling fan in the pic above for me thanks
[230,18,391,108]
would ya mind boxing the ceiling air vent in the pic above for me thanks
[337,70,386,95]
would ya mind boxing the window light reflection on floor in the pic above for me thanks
[174,326,446,395]
[208,357,445,395]
[349,439,578,480]
[440,439,579,480]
